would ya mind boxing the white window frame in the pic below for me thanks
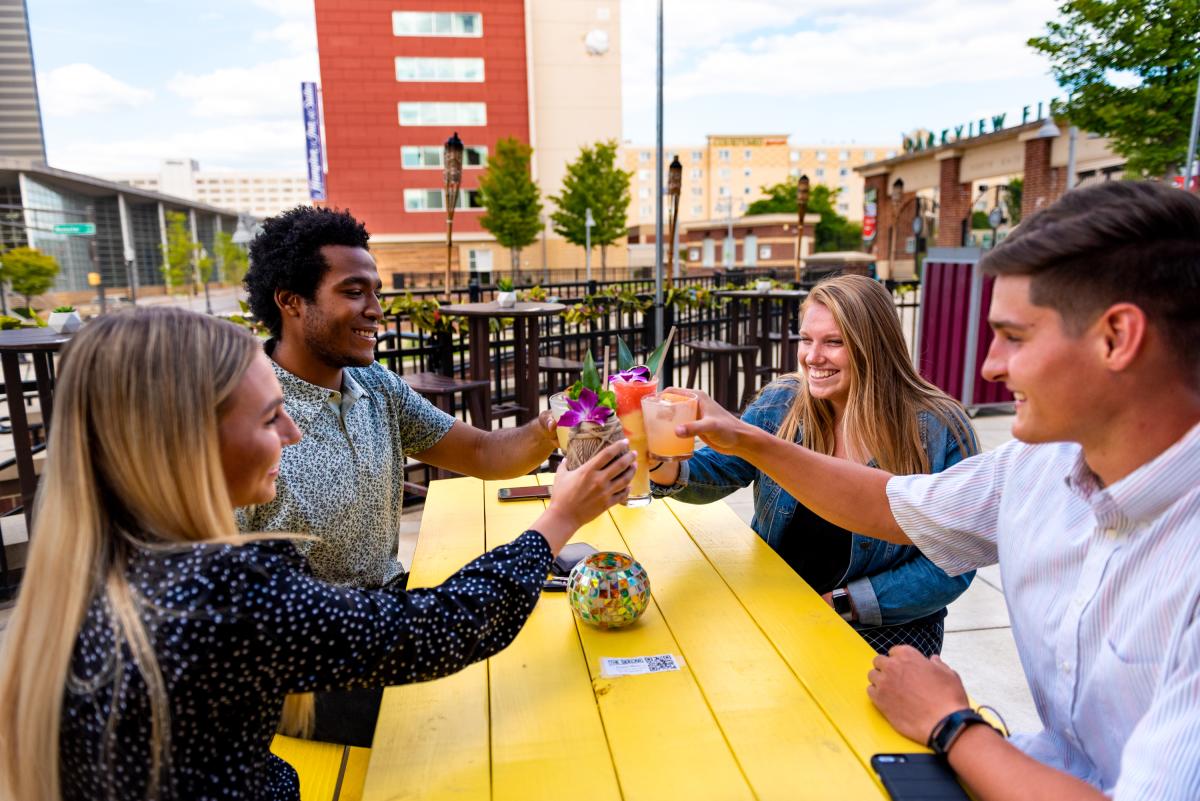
[403,188,484,211]
[759,244,772,260]
[401,145,487,169]
[392,12,483,37]
[398,102,487,126]
[395,57,485,82]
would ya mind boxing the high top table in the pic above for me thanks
[715,289,808,378]
[440,301,565,428]
[359,474,929,801]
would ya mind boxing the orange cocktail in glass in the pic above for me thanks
[609,371,658,507]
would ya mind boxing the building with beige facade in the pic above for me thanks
[107,158,311,220]
[623,136,896,230]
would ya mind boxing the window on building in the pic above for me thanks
[691,150,703,161]
[467,248,493,284]
[719,167,731,179]
[718,149,730,161]
[691,205,703,215]
[744,234,757,266]
[691,186,703,196]
[638,187,650,199]
[638,169,649,180]
[816,150,827,161]
[744,168,752,177]
[395,57,485,82]
[403,188,483,211]
[702,238,715,267]
[640,205,650,216]
[718,186,729,196]
[639,151,651,162]
[392,11,482,37]
[398,102,486,126]
[402,145,487,168]
[839,150,850,161]
[690,168,702,179]
[790,150,799,162]
[743,186,751,194]
[738,201,746,211]
[688,247,700,261]
[865,150,875,161]
[815,168,825,178]
[743,149,752,160]
[840,167,850,177]
[759,244,772,260]
[838,203,850,212]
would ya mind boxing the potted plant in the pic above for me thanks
[496,277,517,308]
[48,305,82,334]
[754,278,773,293]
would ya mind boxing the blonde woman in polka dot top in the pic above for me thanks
[0,308,634,801]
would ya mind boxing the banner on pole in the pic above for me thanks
[301,82,326,201]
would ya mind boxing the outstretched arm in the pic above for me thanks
[676,389,909,544]
[414,413,558,479]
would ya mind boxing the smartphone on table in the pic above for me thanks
[497,485,552,501]
[871,754,971,800]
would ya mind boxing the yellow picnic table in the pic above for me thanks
[360,473,928,801]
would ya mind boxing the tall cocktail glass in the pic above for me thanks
[641,389,699,461]
[548,392,571,452]
[610,376,658,507]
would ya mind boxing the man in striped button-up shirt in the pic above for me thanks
[679,181,1200,800]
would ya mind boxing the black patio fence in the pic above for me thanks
[373,270,922,426]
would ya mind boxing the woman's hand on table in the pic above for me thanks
[533,440,636,554]
[670,388,758,457]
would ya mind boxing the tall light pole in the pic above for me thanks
[653,0,665,343]
[725,197,734,269]
[584,207,594,283]
[442,132,464,299]
[1186,69,1200,191]
[794,174,810,282]
[888,177,905,277]
[666,155,682,288]
[199,246,213,314]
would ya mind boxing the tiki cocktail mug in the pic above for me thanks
[641,389,699,462]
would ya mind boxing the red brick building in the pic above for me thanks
[313,1,623,282]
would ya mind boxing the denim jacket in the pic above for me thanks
[653,378,977,627]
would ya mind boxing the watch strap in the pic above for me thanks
[830,587,855,622]
[927,708,999,757]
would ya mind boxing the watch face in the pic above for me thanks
[832,591,853,619]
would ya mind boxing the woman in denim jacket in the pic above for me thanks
[653,275,978,655]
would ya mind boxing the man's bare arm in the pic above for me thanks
[413,414,557,479]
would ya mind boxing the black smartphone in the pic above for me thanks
[551,542,598,576]
[871,754,971,801]
[497,486,552,501]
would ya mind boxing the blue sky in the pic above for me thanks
[29,0,1064,174]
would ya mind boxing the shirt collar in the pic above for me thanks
[268,357,339,426]
[1067,420,1200,529]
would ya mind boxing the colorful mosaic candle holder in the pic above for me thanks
[567,551,651,629]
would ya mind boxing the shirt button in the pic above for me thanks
[1061,661,1071,673]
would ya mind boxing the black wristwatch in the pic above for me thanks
[927,708,1001,758]
[830,587,855,622]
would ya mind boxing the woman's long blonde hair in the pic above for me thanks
[777,275,977,474]
[0,308,266,801]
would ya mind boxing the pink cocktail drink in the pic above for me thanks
[642,390,699,461]
[610,376,658,506]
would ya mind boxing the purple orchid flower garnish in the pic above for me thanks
[558,387,614,428]
[607,365,651,384]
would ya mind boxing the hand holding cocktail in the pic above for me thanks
[641,389,699,461]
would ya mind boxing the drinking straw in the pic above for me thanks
[602,345,611,389]
[654,325,677,386]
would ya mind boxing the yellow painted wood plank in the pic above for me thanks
[665,497,925,773]
[609,500,888,800]
[482,477,623,801]
[362,477,490,801]
[537,475,755,801]
[338,746,371,801]
[271,735,349,801]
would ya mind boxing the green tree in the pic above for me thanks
[161,210,195,294]
[0,247,59,311]
[746,179,864,252]
[214,230,249,284]
[550,140,631,279]
[1004,177,1023,224]
[478,137,543,281]
[1028,0,1200,178]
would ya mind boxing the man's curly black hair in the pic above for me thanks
[244,205,370,339]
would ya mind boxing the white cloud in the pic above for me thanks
[168,54,319,119]
[621,0,1058,114]
[254,19,318,54]
[55,120,307,175]
[37,63,154,117]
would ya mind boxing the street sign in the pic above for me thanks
[53,222,96,235]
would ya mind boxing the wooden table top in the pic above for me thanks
[440,301,566,318]
[361,474,925,801]
[0,328,72,352]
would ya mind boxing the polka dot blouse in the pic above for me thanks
[59,530,552,800]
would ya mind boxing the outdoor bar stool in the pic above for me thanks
[539,355,583,406]
[405,372,490,429]
[684,339,758,412]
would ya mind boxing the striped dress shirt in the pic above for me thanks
[886,422,1200,800]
